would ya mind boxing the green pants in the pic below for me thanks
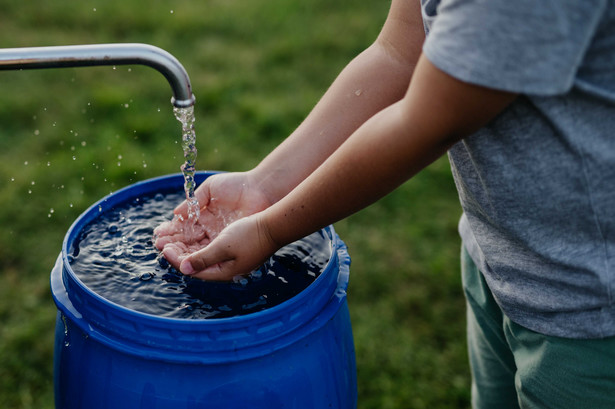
[461,247,615,409]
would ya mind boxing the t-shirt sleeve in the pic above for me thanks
[422,0,608,95]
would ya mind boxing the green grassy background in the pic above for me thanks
[0,1,469,408]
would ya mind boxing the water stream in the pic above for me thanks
[173,106,199,222]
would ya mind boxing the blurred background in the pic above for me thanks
[0,1,469,408]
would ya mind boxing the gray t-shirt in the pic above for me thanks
[421,0,615,338]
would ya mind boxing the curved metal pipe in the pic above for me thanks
[0,43,195,108]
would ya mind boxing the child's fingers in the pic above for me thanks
[153,219,187,240]
[179,241,240,281]
[161,244,185,268]
[153,220,175,237]
[155,232,189,250]
[180,245,227,275]
[191,262,235,282]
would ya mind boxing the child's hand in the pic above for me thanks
[154,172,272,275]
[178,213,280,281]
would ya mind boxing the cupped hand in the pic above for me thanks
[178,213,281,281]
[154,172,273,275]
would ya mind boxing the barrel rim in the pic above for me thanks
[53,172,351,362]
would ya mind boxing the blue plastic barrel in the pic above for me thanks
[50,172,357,409]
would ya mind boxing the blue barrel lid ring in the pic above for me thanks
[51,172,351,364]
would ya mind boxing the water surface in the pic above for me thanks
[69,190,332,319]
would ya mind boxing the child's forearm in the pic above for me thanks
[252,0,425,205]
[261,55,518,247]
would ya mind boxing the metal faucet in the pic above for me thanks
[0,43,195,108]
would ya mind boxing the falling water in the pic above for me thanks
[173,106,199,222]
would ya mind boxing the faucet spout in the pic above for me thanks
[0,43,196,108]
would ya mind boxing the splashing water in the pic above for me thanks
[173,106,199,222]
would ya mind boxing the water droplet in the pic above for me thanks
[31,181,35,185]
[61,314,70,347]
[354,89,362,96]
[170,9,174,13]
[50,208,54,213]
[24,161,28,166]
[47,161,51,166]
[139,272,155,281]
[81,141,86,147]
[233,275,249,286]
[34,129,40,135]
[10,178,14,182]
[93,7,97,11]
[72,156,76,160]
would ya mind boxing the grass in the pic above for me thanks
[0,1,469,408]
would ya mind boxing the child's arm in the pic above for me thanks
[179,55,518,279]
[251,0,425,205]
